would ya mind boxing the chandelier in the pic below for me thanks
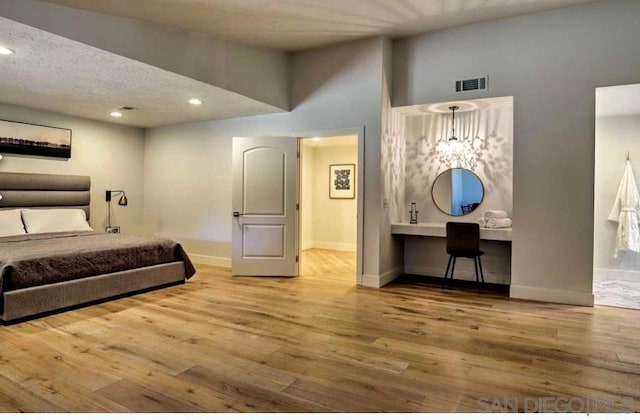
[435,105,478,169]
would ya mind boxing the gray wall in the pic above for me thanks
[380,36,404,283]
[144,38,384,280]
[393,0,640,305]
[0,102,145,234]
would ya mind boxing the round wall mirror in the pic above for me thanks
[431,168,484,216]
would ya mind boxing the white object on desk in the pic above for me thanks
[486,217,512,229]
[391,222,512,241]
[484,210,509,219]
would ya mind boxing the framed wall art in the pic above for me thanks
[0,119,72,159]
[329,163,355,199]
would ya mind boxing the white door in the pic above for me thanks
[232,137,299,276]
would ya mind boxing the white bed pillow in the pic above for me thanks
[21,208,93,234]
[0,209,27,237]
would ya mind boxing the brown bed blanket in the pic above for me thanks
[0,231,196,293]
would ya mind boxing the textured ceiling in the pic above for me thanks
[42,0,601,51]
[0,17,282,128]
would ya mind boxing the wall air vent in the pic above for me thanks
[455,76,488,93]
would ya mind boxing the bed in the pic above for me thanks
[0,172,195,322]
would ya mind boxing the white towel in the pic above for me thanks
[484,210,509,219]
[478,217,487,228]
[487,217,512,229]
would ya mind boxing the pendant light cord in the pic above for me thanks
[449,105,459,139]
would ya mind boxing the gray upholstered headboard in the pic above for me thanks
[0,172,91,219]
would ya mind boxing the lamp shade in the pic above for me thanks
[106,190,128,205]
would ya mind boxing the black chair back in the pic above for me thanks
[446,222,480,256]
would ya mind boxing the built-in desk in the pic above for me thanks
[391,222,512,285]
[391,222,512,241]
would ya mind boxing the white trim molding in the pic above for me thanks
[510,285,594,306]
[361,266,403,288]
[361,275,380,288]
[188,254,232,268]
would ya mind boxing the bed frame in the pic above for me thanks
[0,172,187,322]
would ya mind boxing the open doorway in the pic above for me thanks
[299,135,358,283]
[594,83,640,310]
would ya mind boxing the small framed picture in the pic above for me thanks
[329,164,355,199]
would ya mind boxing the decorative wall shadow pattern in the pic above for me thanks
[380,74,407,271]
[383,97,407,223]
[404,106,513,223]
[382,104,406,225]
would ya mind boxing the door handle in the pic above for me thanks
[233,211,244,217]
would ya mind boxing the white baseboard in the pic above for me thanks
[404,265,511,285]
[380,266,403,287]
[510,285,594,306]
[188,253,231,268]
[594,267,640,282]
[361,274,380,287]
[309,241,357,252]
[361,267,403,288]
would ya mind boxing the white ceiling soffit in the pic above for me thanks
[394,96,513,117]
[596,84,640,118]
[0,17,283,128]
[42,0,601,51]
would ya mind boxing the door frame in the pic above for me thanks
[293,127,365,285]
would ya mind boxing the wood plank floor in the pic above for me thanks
[0,249,639,413]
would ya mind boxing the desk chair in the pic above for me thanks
[443,222,485,290]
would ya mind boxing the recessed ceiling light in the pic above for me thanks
[188,98,203,106]
[110,111,123,117]
[312,137,322,142]
[0,46,15,55]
